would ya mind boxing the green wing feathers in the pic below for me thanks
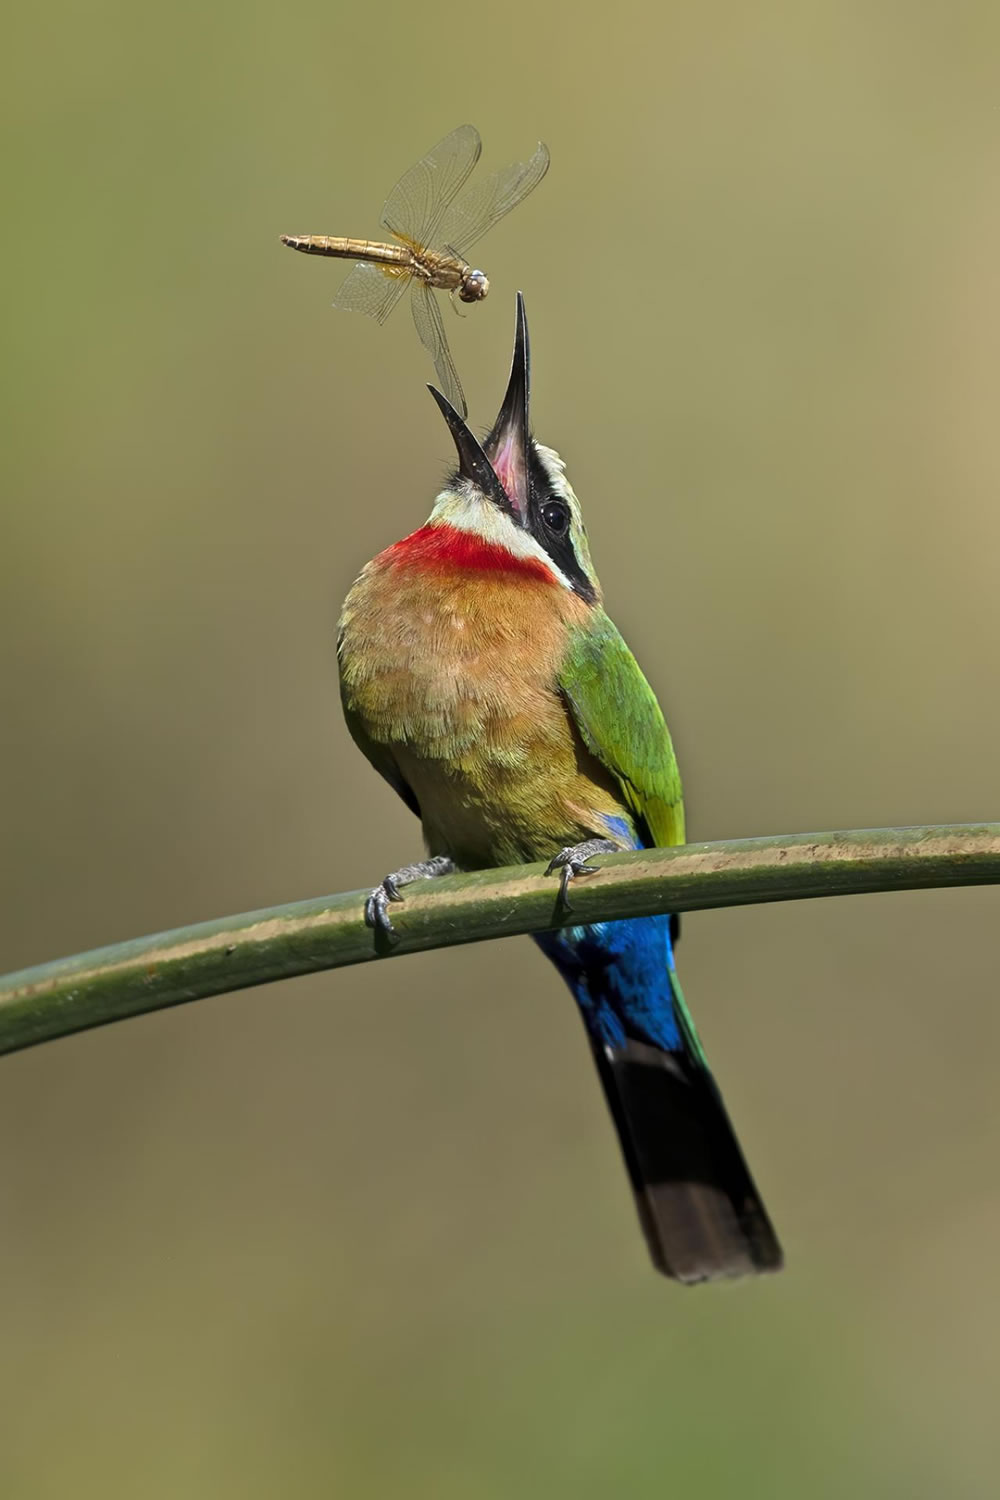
[559,614,685,849]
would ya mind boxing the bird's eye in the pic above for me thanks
[541,500,569,534]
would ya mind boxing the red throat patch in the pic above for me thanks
[381,524,557,586]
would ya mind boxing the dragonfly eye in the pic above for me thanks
[459,268,490,303]
[541,500,569,535]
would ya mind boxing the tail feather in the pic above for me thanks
[591,1037,782,1283]
[535,915,781,1282]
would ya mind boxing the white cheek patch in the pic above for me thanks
[429,486,574,591]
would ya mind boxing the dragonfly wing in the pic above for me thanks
[333,261,411,325]
[381,124,482,249]
[436,140,550,259]
[410,281,467,418]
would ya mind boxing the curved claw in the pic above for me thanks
[545,839,621,912]
[364,880,406,941]
[363,856,457,944]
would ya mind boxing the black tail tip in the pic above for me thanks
[640,1177,784,1284]
[596,1041,783,1285]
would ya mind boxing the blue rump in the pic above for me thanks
[535,815,684,1053]
[534,915,682,1053]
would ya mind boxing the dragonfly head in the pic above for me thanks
[459,267,489,303]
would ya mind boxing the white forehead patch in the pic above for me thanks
[534,442,568,490]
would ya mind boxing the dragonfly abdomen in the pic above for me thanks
[280,235,414,268]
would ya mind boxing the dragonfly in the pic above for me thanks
[281,124,550,417]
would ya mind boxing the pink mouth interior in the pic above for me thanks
[491,432,523,515]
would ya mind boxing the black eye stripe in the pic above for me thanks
[526,447,596,603]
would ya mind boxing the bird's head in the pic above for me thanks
[426,294,600,604]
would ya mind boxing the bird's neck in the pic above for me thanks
[380,522,559,589]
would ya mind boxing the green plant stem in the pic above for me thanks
[1,824,998,1057]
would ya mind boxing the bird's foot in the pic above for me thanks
[545,839,620,911]
[364,856,456,943]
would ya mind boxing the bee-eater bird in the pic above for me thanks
[337,295,782,1282]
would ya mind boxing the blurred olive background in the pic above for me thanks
[3,2,1000,1495]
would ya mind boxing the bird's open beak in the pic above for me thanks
[483,292,531,519]
[428,292,531,521]
[426,384,512,514]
